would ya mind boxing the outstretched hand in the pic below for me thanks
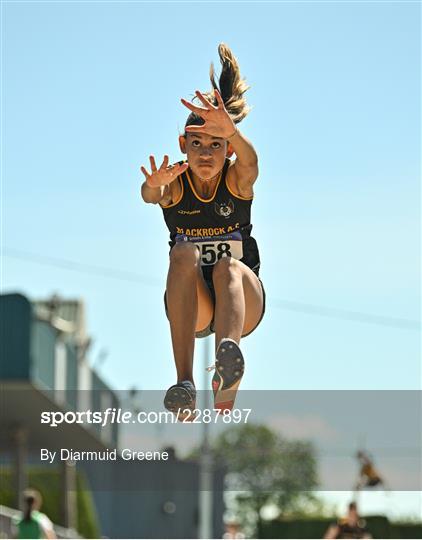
[140,155,188,188]
[181,89,237,139]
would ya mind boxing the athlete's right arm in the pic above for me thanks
[140,155,188,204]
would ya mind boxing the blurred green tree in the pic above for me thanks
[203,423,319,537]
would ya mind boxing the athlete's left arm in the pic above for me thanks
[227,128,259,198]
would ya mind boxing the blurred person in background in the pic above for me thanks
[324,501,372,539]
[14,489,56,539]
[355,450,386,490]
[223,520,246,539]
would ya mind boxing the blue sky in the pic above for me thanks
[2,0,420,519]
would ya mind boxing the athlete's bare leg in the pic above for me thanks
[212,257,264,348]
[165,242,214,384]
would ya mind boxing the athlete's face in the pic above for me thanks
[179,132,232,180]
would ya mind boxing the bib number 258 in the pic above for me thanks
[201,243,231,265]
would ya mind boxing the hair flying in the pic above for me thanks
[185,43,250,132]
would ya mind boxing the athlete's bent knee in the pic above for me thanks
[212,257,242,283]
[169,242,200,268]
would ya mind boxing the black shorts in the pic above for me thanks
[366,477,381,487]
[164,264,266,339]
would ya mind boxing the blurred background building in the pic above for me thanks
[0,293,224,538]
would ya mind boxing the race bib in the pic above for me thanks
[175,231,243,266]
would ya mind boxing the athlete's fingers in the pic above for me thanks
[177,162,189,173]
[149,155,157,172]
[140,166,150,178]
[160,154,169,170]
[180,98,207,116]
[166,165,177,178]
[185,124,207,133]
[195,90,216,109]
[168,162,188,177]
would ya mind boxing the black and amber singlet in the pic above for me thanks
[161,158,260,275]
[335,519,369,539]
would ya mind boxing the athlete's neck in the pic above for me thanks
[190,170,220,198]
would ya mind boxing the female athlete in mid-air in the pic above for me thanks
[140,44,265,417]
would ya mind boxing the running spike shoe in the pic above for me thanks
[164,380,196,422]
[207,338,244,412]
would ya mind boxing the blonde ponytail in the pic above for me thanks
[185,43,250,131]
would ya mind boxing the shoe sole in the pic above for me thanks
[164,387,196,422]
[212,340,244,412]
